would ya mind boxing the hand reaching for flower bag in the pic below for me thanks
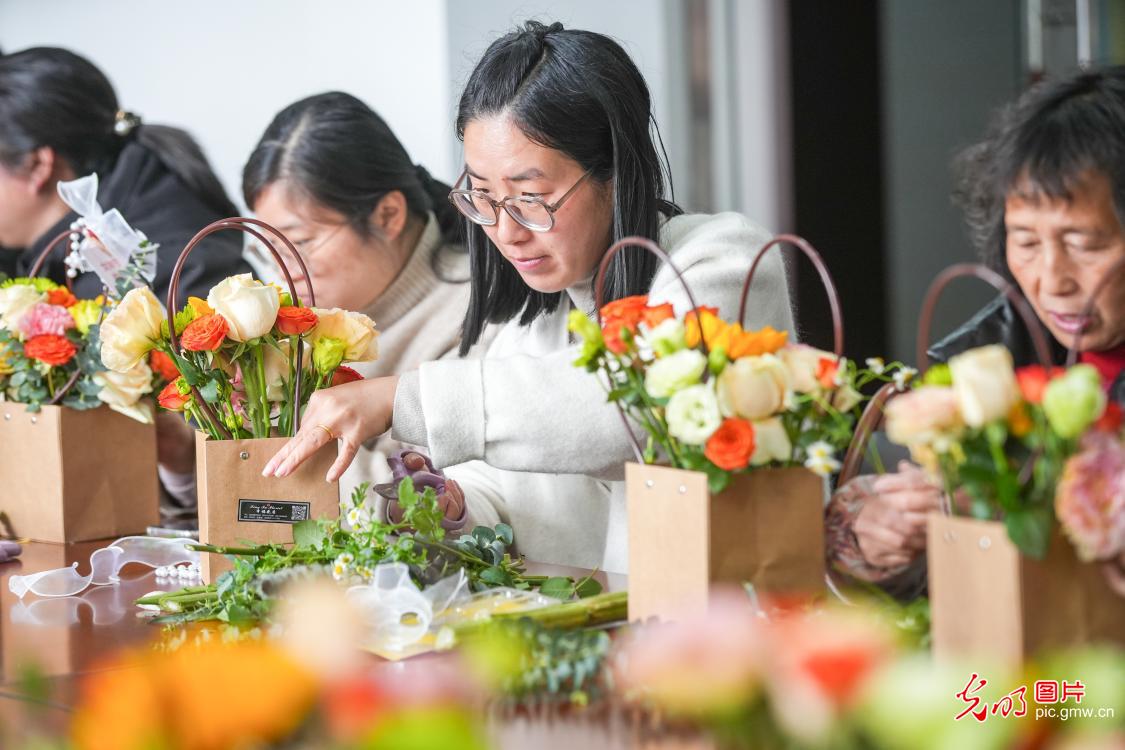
[851,461,942,570]
[262,375,400,482]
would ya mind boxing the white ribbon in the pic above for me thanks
[57,174,157,291]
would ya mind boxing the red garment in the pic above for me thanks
[1080,345,1125,392]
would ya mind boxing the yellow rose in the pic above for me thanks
[93,360,155,423]
[308,308,378,362]
[778,344,836,393]
[207,274,280,342]
[100,287,164,372]
[0,284,46,334]
[750,417,792,465]
[949,345,1019,427]
[717,354,791,421]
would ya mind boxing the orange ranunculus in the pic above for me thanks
[157,380,190,412]
[1094,400,1123,433]
[1015,365,1064,404]
[704,417,756,471]
[181,314,229,352]
[641,302,675,329]
[331,365,363,387]
[1008,401,1033,438]
[728,326,789,359]
[600,295,650,326]
[815,356,839,389]
[684,307,722,349]
[187,296,215,317]
[275,305,319,336]
[149,350,180,381]
[47,287,78,308]
[24,334,78,366]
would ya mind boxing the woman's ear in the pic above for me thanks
[370,190,408,242]
[26,146,74,194]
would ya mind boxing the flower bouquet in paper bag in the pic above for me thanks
[0,174,159,541]
[886,263,1125,662]
[570,235,909,621]
[97,217,377,581]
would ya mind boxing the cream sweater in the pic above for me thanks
[391,212,795,573]
[339,214,472,497]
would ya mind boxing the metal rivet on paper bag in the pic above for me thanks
[240,451,250,460]
[3,413,9,421]
[678,485,687,494]
[645,479,654,489]
[30,417,37,425]
[978,536,992,551]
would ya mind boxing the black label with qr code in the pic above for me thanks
[237,499,310,524]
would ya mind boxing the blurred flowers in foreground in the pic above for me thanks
[612,589,1125,749]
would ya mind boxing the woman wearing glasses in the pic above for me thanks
[241,92,469,517]
[264,21,794,572]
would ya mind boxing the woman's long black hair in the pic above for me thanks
[455,20,680,354]
[953,65,1125,274]
[242,91,463,249]
[0,46,237,217]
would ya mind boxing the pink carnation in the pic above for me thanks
[18,303,76,338]
[1055,432,1125,561]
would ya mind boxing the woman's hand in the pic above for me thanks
[852,461,943,570]
[263,375,399,482]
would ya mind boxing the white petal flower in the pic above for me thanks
[893,367,918,391]
[865,357,886,375]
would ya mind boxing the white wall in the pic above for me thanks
[0,0,455,210]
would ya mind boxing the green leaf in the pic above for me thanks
[292,519,326,549]
[539,577,575,600]
[479,566,513,587]
[472,526,496,546]
[494,523,514,547]
[198,379,221,404]
[1005,507,1052,559]
[574,577,604,598]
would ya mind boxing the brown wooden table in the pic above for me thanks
[0,540,685,749]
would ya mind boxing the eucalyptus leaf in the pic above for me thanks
[539,577,575,600]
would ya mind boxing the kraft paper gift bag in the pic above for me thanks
[195,431,340,582]
[928,514,1125,664]
[627,463,826,623]
[0,403,158,543]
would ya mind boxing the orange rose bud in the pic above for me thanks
[600,295,649,326]
[1015,365,1064,404]
[157,380,190,412]
[275,305,318,336]
[46,287,78,308]
[181,314,229,351]
[24,334,78,366]
[816,357,839,388]
[149,350,180,381]
[641,302,674,329]
[704,417,756,471]
[331,365,363,387]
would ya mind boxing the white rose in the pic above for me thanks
[665,383,723,445]
[0,284,46,334]
[949,345,1019,427]
[262,340,292,402]
[207,274,280,342]
[717,354,791,421]
[645,349,707,398]
[644,318,686,357]
[778,344,836,393]
[885,386,964,446]
[94,360,154,423]
[308,307,378,362]
[750,417,792,465]
[100,286,164,372]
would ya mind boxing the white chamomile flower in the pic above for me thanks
[332,552,354,582]
[803,441,841,477]
[893,366,918,391]
[346,507,363,529]
[865,357,886,375]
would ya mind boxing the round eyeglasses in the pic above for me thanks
[448,168,593,232]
